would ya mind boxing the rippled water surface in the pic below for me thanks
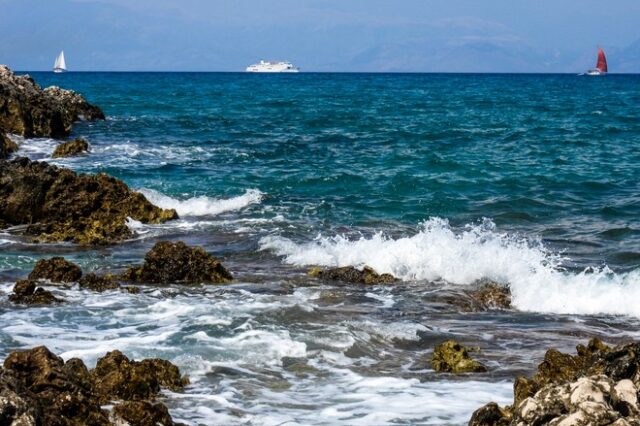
[1,72,640,425]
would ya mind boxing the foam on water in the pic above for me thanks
[139,188,264,217]
[260,218,640,318]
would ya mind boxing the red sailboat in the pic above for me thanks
[586,48,608,76]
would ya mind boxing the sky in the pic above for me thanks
[1,0,639,72]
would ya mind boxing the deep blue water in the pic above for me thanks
[1,72,640,425]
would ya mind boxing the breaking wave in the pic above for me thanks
[139,188,263,217]
[260,218,640,317]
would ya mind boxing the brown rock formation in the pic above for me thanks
[52,137,89,158]
[308,265,397,285]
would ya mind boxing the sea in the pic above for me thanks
[1,72,640,425]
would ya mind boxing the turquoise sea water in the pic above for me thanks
[2,72,640,425]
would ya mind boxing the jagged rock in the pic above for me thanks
[8,280,61,305]
[0,65,104,138]
[469,402,510,426]
[123,241,232,284]
[2,346,110,425]
[112,401,179,426]
[28,257,82,283]
[431,340,487,373]
[308,266,397,285]
[52,137,89,158]
[0,157,178,243]
[470,339,640,426]
[78,273,120,292]
[91,350,188,402]
[468,281,511,310]
[0,346,185,426]
[0,131,18,159]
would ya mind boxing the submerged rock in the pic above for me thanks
[470,339,640,425]
[28,257,82,283]
[431,340,487,373]
[52,137,89,158]
[308,266,397,285]
[0,157,178,243]
[0,65,104,138]
[91,350,188,402]
[8,279,61,305]
[0,346,186,426]
[123,241,233,284]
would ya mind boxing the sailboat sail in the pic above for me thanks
[53,51,67,71]
[596,48,608,73]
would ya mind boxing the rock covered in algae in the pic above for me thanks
[28,257,82,283]
[91,350,189,402]
[8,279,61,305]
[0,346,187,426]
[0,157,178,243]
[123,241,233,284]
[78,273,121,292]
[52,137,89,158]
[470,339,640,426]
[112,400,181,426]
[308,265,397,285]
[0,65,104,138]
[431,340,487,373]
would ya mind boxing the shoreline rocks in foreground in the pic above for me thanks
[0,345,187,425]
[0,65,104,138]
[0,157,178,243]
[470,339,640,426]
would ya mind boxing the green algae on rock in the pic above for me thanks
[123,241,233,284]
[430,340,487,374]
[52,137,89,158]
[8,279,62,305]
[28,257,83,283]
[78,273,121,292]
[0,65,104,138]
[0,157,178,243]
[308,265,397,285]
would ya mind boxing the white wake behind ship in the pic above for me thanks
[246,60,299,73]
[53,51,67,73]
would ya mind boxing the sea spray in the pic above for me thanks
[260,218,640,317]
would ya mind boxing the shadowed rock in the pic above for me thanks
[470,339,640,425]
[431,340,487,374]
[52,137,89,158]
[0,157,178,243]
[0,346,186,426]
[112,401,180,426]
[78,273,121,292]
[28,257,82,283]
[0,65,104,138]
[0,130,18,159]
[8,279,61,305]
[91,350,188,402]
[123,241,233,284]
[308,266,397,285]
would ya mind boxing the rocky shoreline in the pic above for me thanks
[1,64,639,425]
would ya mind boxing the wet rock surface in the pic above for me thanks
[8,279,61,305]
[52,137,89,158]
[431,340,487,374]
[123,241,233,284]
[0,346,186,426]
[0,157,178,243]
[28,257,82,283]
[0,130,18,159]
[0,65,104,138]
[78,273,121,292]
[308,265,397,285]
[470,339,640,425]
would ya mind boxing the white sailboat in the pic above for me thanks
[53,51,67,73]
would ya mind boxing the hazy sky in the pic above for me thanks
[1,0,639,72]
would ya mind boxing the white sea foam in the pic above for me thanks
[139,188,263,217]
[260,217,640,318]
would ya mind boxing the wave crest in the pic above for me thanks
[140,188,263,217]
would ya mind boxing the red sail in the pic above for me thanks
[596,48,608,73]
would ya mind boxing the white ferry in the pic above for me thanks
[246,60,299,73]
